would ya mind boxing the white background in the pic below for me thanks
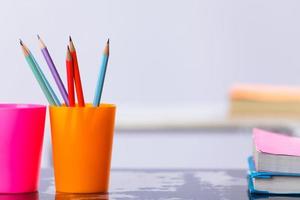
[0,0,299,168]
[0,0,300,106]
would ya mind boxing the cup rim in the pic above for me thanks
[49,103,116,109]
[0,103,46,110]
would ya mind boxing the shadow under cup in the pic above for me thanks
[0,104,46,193]
[50,104,116,193]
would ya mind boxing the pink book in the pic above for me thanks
[253,128,300,173]
[254,128,300,156]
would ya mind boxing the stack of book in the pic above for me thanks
[248,128,300,195]
[229,84,300,118]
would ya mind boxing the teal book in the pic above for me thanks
[248,156,300,195]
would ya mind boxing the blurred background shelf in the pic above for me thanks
[115,103,300,132]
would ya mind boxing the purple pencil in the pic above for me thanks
[37,35,69,106]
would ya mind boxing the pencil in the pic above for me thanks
[23,44,61,106]
[69,36,85,107]
[93,39,110,107]
[20,40,56,105]
[37,35,70,106]
[66,47,75,107]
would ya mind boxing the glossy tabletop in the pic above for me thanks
[0,168,264,200]
[1,168,299,199]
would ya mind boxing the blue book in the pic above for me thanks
[248,156,300,195]
[248,192,300,200]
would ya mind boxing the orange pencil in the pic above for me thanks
[69,36,85,107]
[66,47,75,107]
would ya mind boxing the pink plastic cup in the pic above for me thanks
[0,104,46,193]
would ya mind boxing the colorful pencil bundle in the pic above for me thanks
[20,36,110,107]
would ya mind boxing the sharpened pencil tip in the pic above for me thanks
[68,37,75,52]
[66,46,72,60]
[19,39,23,46]
[37,35,47,49]
[37,34,40,39]
[107,38,109,44]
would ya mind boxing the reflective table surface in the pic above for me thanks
[0,168,296,200]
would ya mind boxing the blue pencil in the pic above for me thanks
[93,39,110,107]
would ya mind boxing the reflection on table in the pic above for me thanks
[4,168,299,199]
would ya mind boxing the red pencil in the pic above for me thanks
[66,47,75,107]
[69,36,85,107]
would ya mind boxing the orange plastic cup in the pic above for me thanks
[49,104,116,193]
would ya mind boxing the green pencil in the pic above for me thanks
[28,48,61,106]
[20,40,56,105]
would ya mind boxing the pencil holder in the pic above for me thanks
[49,104,116,193]
[0,104,46,193]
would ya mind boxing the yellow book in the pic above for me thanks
[229,84,300,118]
